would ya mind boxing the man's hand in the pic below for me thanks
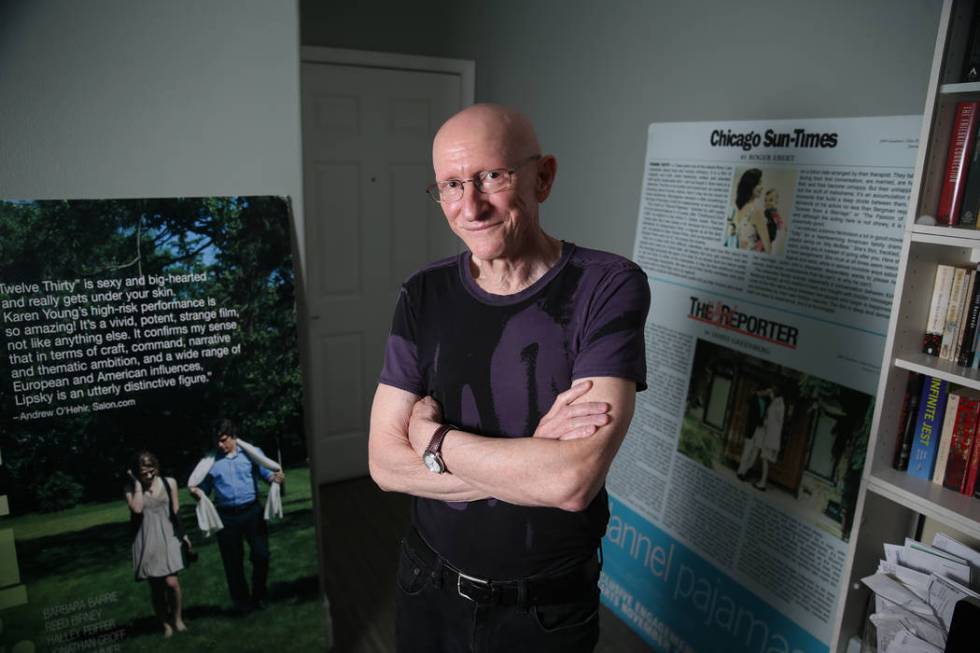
[533,380,610,440]
[188,486,203,501]
[370,385,490,501]
[270,471,285,484]
[408,396,444,456]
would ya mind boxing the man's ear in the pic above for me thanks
[535,155,557,202]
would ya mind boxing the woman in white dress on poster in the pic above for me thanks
[125,451,190,638]
[737,385,785,490]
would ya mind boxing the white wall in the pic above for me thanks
[0,0,305,265]
[302,0,941,258]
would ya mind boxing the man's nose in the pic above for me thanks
[459,182,486,221]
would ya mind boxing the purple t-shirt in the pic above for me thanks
[380,242,649,578]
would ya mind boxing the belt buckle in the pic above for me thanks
[457,570,491,603]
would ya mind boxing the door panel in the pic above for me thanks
[302,61,464,483]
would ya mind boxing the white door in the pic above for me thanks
[302,50,472,484]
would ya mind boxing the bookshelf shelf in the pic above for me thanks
[867,467,980,540]
[894,352,980,389]
[910,223,980,245]
[940,81,980,94]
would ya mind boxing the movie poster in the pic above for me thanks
[0,197,327,651]
[601,117,920,652]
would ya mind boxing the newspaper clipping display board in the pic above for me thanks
[601,117,920,653]
[0,197,326,651]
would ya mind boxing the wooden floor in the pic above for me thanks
[318,477,651,653]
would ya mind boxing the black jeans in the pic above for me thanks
[395,532,600,653]
[215,502,270,607]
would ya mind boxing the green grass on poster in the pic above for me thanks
[1,467,328,652]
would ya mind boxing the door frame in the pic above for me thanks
[300,46,475,103]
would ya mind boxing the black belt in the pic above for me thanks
[406,529,599,607]
[216,501,258,515]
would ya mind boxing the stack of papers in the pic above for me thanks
[861,533,980,652]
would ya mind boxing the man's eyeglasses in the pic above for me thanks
[425,155,541,204]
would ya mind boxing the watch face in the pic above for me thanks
[423,452,444,473]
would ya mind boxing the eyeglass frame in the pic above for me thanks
[425,155,543,204]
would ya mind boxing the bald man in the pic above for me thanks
[369,104,650,652]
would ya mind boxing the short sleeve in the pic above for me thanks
[378,285,425,396]
[572,266,650,391]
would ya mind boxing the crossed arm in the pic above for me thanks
[367,376,636,512]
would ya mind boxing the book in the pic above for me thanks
[959,122,980,228]
[908,376,950,480]
[934,391,963,485]
[963,430,980,495]
[937,102,979,225]
[942,267,969,360]
[972,324,980,368]
[971,323,980,368]
[970,318,980,368]
[954,270,977,361]
[957,265,980,366]
[924,265,955,356]
[942,390,980,491]
[894,373,926,471]
[963,7,980,83]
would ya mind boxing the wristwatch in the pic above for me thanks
[423,424,455,474]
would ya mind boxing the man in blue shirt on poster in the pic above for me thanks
[190,419,283,613]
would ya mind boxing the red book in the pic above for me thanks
[943,392,980,492]
[964,428,980,495]
[938,101,980,225]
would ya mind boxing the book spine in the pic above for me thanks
[974,330,980,368]
[957,265,980,365]
[943,395,979,491]
[924,265,955,356]
[962,421,980,495]
[972,320,980,367]
[963,8,980,82]
[961,122,980,228]
[908,376,950,479]
[894,374,925,471]
[937,102,980,225]
[955,271,977,362]
[941,267,969,360]
[970,324,980,368]
[934,392,962,485]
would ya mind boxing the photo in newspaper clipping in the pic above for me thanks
[722,167,797,258]
[0,197,327,652]
[601,117,918,653]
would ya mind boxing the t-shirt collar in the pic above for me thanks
[459,241,575,306]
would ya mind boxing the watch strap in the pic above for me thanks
[425,423,455,458]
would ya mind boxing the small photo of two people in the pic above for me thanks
[723,166,796,256]
[735,385,785,492]
[678,338,874,541]
[125,419,285,639]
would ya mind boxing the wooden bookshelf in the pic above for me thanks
[830,1,980,651]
